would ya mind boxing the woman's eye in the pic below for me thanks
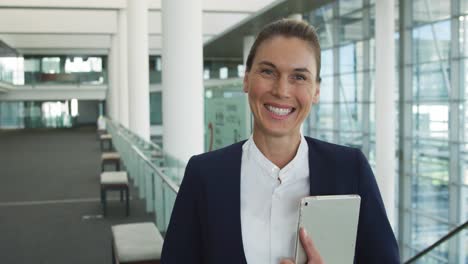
[261,69,274,75]
[293,74,306,81]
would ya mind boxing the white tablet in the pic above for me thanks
[294,195,361,264]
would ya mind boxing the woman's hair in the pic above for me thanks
[245,18,321,82]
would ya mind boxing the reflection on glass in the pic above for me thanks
[320,76,334,102]
[413,20,451,63]
[0,57,24,85]
[411,214,451,261]
[413,228,467,264]
[150,92,162,125]
[413,61,450,100]
[23,56,106,85]
[339,131,363,148]
[460,16,467,56]
[339,102,361,132]
[339,0,363,15]
[340,44,355,73]
[339,11,364,44]
[321,49,334,77]
[340,72,363,102]
[413,0,451,25]
[316,22,334,49]
[412,104,449,139]
[412,174,449,218]
[316,103,334,130]
[309,4,333,25]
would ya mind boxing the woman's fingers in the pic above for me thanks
[299,227,324,264]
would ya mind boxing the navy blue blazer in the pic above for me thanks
[161,137,400,263]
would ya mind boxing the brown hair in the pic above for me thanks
[245,18,321,82]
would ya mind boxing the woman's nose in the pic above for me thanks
[272,76,291,98]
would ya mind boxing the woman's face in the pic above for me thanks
[243,36,320,139]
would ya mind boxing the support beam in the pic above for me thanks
[128,0,150,140]
[375,0,396,228]
[162,0,204,162]
[119,9,130,128]
[108,34,120,121]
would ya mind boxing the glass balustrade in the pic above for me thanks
[106,119,185,234]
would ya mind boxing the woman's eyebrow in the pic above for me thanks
[257,61,277,69]
[258,61,311,74]
[293,68,311,73]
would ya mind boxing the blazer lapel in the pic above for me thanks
[222,141,248,263]
[306,137,328,196]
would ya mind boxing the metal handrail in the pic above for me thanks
[107,121,179,192]
[132,145,180,193]
[105,118,184,233]
[404,220,468,263]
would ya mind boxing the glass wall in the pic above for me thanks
[304,0,376,162]
[0,100,78,129]
[0,56,23,85]
[305,0,467,262]
[399,0,467,262]
[149,56,162,84]
[150,91,162,125]
[204,59,244,80]
[22,55,107,85]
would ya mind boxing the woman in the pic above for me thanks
[161,19,400,263]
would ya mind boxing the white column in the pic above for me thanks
[128,0,150,140]
[162,0,203,162]
[118,9,129,128]
[375,0,396,228]
[109,34,120,121]
[288,13,302,21]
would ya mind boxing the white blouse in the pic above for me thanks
[240,135,310,264]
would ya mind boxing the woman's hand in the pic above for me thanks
[280,228,324,264]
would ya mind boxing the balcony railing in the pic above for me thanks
[106,119,185,234]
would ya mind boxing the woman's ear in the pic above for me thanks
[312,83,320,104]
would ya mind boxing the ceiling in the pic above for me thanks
[203,0,333,60]
[0,0,277,55]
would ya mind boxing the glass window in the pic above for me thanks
[411,167,450,219]
[340,72,363,102]
[316,103,334,130]
[339,0,363,15]
[339,102,361,132]
[339,131,363,148]
[339,11,365,44]
[413,0,451,25]
[411,214,450,255]
[461,16,468,56]
[65,57,102,73]
[339,44,356,73]
[316,22,334,49]
[309,4,334,25]
[150,92,162,125]
[412,104,449,139]
[321,49,334,77]
[412,20,451,64]
[219,67,228,79]
[412,138,449,178]
[413,61,450,100]
[24,58,40,72]
[41,57,60,74]
[320,76,334,103]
